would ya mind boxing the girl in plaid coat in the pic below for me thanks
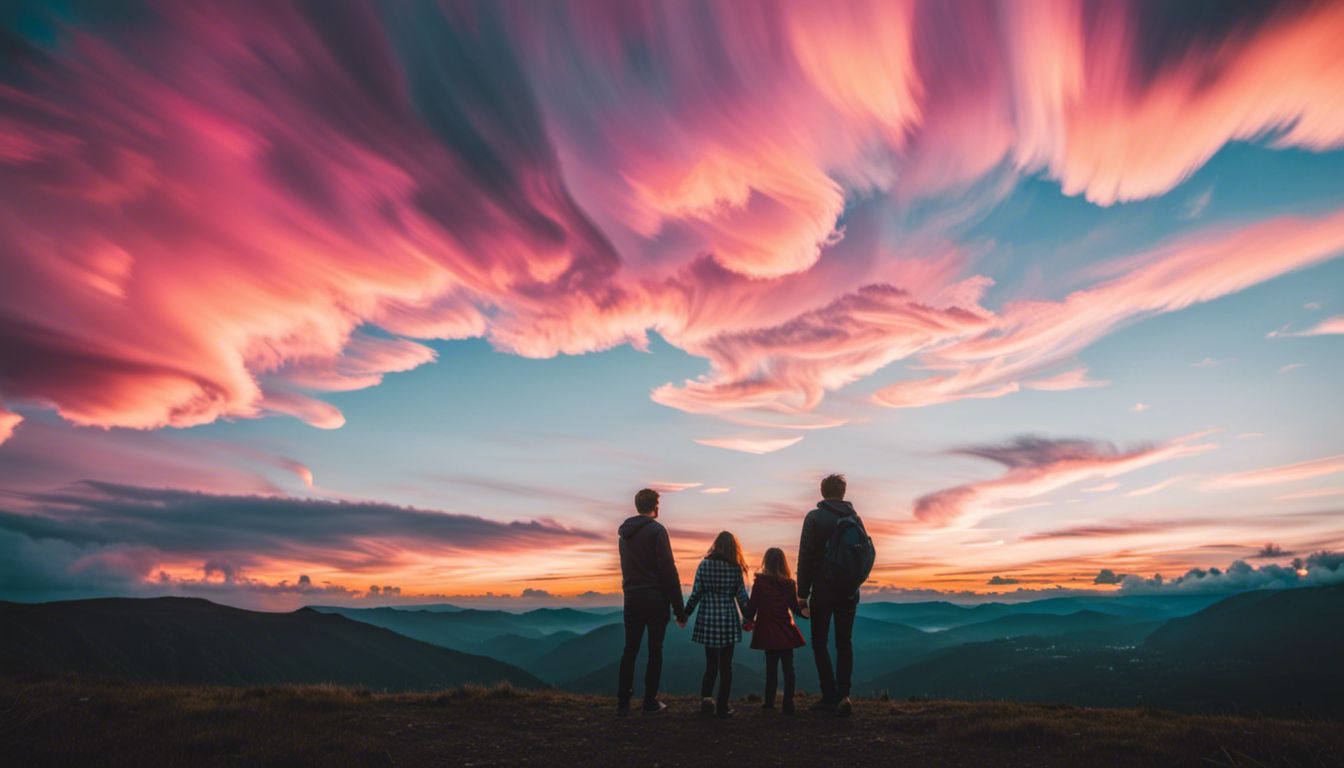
[684,531,750,717]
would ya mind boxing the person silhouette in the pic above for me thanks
[615,488,687,715]
[797,473,874,718]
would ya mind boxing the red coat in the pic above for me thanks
[744,574,806,650]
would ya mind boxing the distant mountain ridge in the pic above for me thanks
[0,597,543,691]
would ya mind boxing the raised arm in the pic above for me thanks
[797,511,818,601]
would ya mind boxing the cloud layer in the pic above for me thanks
[1,1,1343,436]
[0,482,599,601]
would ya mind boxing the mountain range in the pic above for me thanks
[4,586,1340,715]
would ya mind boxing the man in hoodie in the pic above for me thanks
[616,488,687,715]
[797,473,860,717]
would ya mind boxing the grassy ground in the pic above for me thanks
[2,677,1342,767]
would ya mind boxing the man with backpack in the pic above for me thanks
[797,473,875,717]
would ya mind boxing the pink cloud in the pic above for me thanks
[647,482,702,493]
[914,433,1216,528]
[1276,487,1344,502]
[1271,315,1344,338]
[0,407,21,446]
[1203,454,1344,491]
[874,210,1344,409]
[1022,368,1108,392]
[694,436,804,455]
[2,1,1343,433]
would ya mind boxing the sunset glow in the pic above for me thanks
[2,0,1342,609]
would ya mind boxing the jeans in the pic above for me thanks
[764,648,795,705]
[700,645,735,712]
[617,597,670,706]
[809,591,857,701]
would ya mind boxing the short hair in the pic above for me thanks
[634,488,660,515]
[820,473,847,500]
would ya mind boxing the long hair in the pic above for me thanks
[758,547,792,581]
[706,531,749,576]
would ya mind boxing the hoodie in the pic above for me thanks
[797,499,860,601]
[618,515,686,618]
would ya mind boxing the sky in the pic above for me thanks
[1,0,1343,610]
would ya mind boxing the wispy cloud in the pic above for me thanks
[694,436,804,455]
[1275,487,1344,501]
[913,433,1216,527]
[1182,186,1213,220]
[648,481,703,493]
[1124,475,1188,497]
[1267,316,1344,338]
[1204,454,1344,491]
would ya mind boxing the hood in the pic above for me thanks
[619,515,657,540]
[754,573,795,591]
[818,499,855,517]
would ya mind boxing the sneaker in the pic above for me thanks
[700,697,716,716]
[809,698,838,713]
[642,700,667,715]
[837,697,853,718]
[782,699,795,716]
[716,706,736,718]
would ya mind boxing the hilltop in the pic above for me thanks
[2,678,1341,768]
[0,597,542,691]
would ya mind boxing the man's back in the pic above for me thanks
[618,515,683,611]
[797,498,860,601]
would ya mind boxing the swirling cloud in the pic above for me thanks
[1,0,1343,436]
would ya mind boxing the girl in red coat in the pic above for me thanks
[743,547,806,714]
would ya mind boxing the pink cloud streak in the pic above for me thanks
[914,433,1216,528]
[1204,454,1344,491]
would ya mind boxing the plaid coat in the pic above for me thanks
[684,556,750,647]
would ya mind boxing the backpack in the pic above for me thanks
[822,514,876,594]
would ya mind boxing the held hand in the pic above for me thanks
[676,619,687,629]
[798,604,810,619]
[743,620,754,632]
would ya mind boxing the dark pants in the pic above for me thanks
[700,645,735,712]
[763,649,795,705]
[809,591,857,701]
[617,597,670,706]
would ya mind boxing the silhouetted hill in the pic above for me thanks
[0,597,543,691]
[310,605,616,649]
[4,678,1342,768]
[858,594,1221,630]
[481,630,580,669]
[935,609,1135,645]
[868,586,1344,715]
[1144,583,1344,667]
